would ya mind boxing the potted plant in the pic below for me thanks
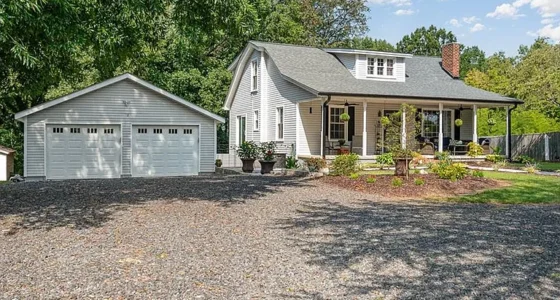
[259,141,277,174]
[236,141,259,173]
[340,112,350,122]
[338,139,346,147]
[382,104,421,178]
[215,159,223,168]
[455,119,463,127]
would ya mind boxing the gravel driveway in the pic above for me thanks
[1,176,560,299]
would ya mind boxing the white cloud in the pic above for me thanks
[462,16,480,24]
[529,0,560,18]
[394,9,415,16]
[541,18,556,24]
[535,24,560,42]
[486,3,525,19]
[368,0,412,6]
[470,23,486,32]
[449,18,462,27]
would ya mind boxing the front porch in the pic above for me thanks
[296,96,512,159]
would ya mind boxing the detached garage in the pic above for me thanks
[15,73,224,181]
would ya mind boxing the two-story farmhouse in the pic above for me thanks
[224,41,522,160]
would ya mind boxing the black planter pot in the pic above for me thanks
[259,160,276,174]
[241,159,256,173]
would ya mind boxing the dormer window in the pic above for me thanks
[367,57,395,78]
[250,59,258,92]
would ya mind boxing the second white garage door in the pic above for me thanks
[132,125,199,177]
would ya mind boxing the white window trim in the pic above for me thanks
[276,106,284,141]
[366,56,396,79]
[253,110,259,131]
[250,59,258,92]
[328,105,348,141]
[421,108,455,140]
[237,115,247,146]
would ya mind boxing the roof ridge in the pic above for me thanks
[249,40,322,50]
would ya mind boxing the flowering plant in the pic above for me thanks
[259,141,277,161]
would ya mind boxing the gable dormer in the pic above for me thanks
[325,49,412,83]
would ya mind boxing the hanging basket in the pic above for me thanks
[340,112,351,122]
[455,119,463,127]
[380,116,391,126]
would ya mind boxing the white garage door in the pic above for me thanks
[46,125,121,179]
[132,125,199,177]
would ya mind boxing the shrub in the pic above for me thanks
[349,173,360,180]
[376,153,394,167]
[435,151,451,162]
[515,155,535,164]
[304,157,327,172]
[492,161,508,171]
[331,153,360,176]
[215,159,222,167]
[431,161,468,181]
[392,177,403,187]
[467,142,484,157]
[285,156,298,169]
[472,170,484,178]
[236,141,259,160]
[486,154,506,163]
[490,146,503,155]
[523,163,539,174]
[366,176,376,184]
[413,169,420,174]
[414,178,425,186]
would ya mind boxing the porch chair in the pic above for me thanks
[324,136,337,155]
[351,135,363,155]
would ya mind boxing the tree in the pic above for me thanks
[382,104,421,177]
[396,25,457,56]
[460,46,486,79]
[342,37,395,52]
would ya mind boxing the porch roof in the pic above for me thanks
[250,41,522,105]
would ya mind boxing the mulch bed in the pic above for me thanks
[323,174,507,199]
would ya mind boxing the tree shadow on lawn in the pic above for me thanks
[276,199,560,299]
[0,175,311,232]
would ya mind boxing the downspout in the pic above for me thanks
[507,104,518,161]
[322,96,332,159]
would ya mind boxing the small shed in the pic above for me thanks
[0,145,15,181]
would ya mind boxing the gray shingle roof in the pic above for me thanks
[250,41,521,104]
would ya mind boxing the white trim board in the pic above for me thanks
[15,73,225,123]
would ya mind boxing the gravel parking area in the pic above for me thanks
[1,176,560,299]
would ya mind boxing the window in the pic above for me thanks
[367,57,396,77]
[237,116,246,145]
[377,58,384,76]
[104,128,114,134]
[422,110,452,139]
[184,129,193,134]
[387,59,394,76]
[251,60,258,91]
[276,107,284,140]
[87,128,98,134]
[153,128,163,134]
[253,110,259,131]
[329,107,346,140]
[70,128,81,134]
[138,128,147,134]
[169,129,178,134]
[52,127,63,133]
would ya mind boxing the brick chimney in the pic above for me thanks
[441,43,461,79]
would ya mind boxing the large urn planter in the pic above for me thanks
[394,157,411,176]
[259,160,276,174]
[241,159,256,173]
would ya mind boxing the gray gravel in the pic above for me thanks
[1,176,560,299]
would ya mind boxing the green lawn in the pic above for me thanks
[509,162,560,172]
[455,172,560,204]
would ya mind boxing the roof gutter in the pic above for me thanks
[317,92,524,105]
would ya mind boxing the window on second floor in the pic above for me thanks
[251,60,258,92]
[367,57,395,78]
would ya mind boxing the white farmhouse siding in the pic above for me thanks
[229,50,261,151]
[355,55,406,82]
[297,101,323,155]
[24,79,218,180]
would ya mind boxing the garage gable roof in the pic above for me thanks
[15,73,225,123]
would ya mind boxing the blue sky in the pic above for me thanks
[365,0,560,56]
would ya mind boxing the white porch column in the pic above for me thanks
[401,109,407,149]
[362,101,367,156]
[438,103,444,152]
[320,101,325,157]
[472,104,478,144]
[295,102,300,158]
[505,107,510,157]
